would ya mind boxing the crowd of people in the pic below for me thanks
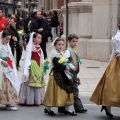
[0,8,87,115]
[1,6,120,118]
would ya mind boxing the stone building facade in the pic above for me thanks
[44,0,82,12]
[62,0,120,61]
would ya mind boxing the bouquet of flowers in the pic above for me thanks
[18,30,25,51]
[58,57,73,80]
[44,59,50,74]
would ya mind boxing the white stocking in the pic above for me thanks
[65,106,72,112]
[46,107,51,112]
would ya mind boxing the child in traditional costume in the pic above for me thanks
[19,32,46,105]
[58,34,87,113]
[0,30,20,110]
[43,37,77,116]
[90,29,120,118]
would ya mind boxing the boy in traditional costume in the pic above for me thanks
[58,34,87,113]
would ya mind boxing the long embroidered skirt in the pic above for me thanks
[0,74,18,105]
[19,60,45,105]
[43,71,74,107]
[90,56,120,107]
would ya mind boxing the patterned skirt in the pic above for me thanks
[0,74,18,105]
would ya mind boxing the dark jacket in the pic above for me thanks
[31,18,48,40]
[22,17,31,33]
[7,25,20,54]
[51,15,58,27]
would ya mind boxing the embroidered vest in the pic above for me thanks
[67,47,79,73]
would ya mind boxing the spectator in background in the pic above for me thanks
[11,14,16,19]
[31,11,48,59]
[7,18,22,70]
[59,17,63,37]
[15,14,23,30]
[22,13,31,34]
[42,13,49,42]
[0,8,9,32]
[7,13,11,23]
[50,10,58,42]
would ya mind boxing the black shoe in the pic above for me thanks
[58,110,65,113]
[58,107,65,113]
[101,106,113,118]
[76,109,87,113]
[64,110,77,116]
[44,108,56,116]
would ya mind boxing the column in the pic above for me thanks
[87,0,112,61]
[82,0,93,2]
[53,0,58,9]
[50,0,53,9]
[64,0,66,5]
[44,0,48,12]
[92,0,111,39]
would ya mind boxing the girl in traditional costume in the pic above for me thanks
[19,32,46,105]
[90,29,120,118]
[43,37,77,116]
[0,30,20,110]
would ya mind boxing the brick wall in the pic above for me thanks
[58,0,64,9]
[69,0,82,2]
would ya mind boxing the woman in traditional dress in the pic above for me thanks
[19,32,46,105]
[43,37,77,116]
[0,30,20,110]
[90,29,120,118]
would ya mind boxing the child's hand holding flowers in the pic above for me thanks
[44,59,50,74]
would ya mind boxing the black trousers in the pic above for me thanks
[40,40,47,59]
[16,46,22,67]
[73,73,84,111]
[11,45,22,68]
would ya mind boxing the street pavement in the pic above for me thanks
[0,41,120,120]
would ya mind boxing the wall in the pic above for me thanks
[62,0,120,61]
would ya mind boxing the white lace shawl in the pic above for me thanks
[0,32,19,93]
[50,49,64,70]
[112,29,120,57]
[21,32,44,83]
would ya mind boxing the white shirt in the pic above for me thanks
[64,50,75,70]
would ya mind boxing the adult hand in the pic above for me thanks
[12,36,17,41]
[38,28,43,32]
